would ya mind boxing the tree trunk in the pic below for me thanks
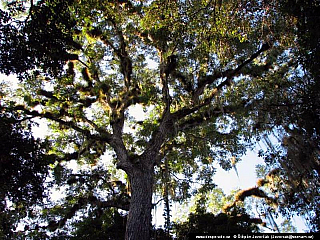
[125,166,154,240]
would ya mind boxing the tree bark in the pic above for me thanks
[125,165,154,240]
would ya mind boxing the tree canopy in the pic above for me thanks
[0,0,319,239]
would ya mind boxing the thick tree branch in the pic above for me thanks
[32,104,129,172]
[14,105,113,142]
[38,89,58,101]
[193,42,271,102]
[43,195,130,232]
[88,19,133,88]
[139,54,177,167]
[141,109,173,168]
[177,109,222,132]
[86,23,138,172]
[164,43,271,134]
[111,122,130,168]
[224,186,277,213]
[160,56,173,112]
[87,26,139,172]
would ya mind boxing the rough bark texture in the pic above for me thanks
[125,166,154,240]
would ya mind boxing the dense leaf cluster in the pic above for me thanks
[0,9,29,75]
[0,112,49,238]
[174,210,260,238]
[0,0,80,77]
[0,113,48,205]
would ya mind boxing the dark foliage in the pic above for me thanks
[70,209,127,240]
[257,0,320,232]
[0,0,80,77]
[0,113,49,205]
[280,0,320,77]
[0,9,31,76]
[0,111,50,238]
[173,208,260,239]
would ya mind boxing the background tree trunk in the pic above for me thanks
[125,166,154,240]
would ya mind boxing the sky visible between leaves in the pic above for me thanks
[0,60,309,232]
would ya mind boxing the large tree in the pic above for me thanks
[1,0,311,238]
